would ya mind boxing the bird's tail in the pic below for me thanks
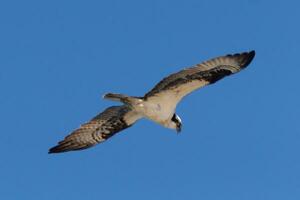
[103,93,142,105]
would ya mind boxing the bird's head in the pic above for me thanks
[170,113,182,133]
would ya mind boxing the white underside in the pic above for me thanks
[139,79,208,125]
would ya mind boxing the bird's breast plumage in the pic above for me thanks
[136,98,175,126]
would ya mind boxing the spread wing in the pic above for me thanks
[49,105,141,153]
[144,51,255,105]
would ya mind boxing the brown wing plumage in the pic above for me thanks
[144,51,255,102]
[49,105,140,153]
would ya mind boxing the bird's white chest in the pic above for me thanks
[135,97,176,124]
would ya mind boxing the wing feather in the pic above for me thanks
[144,51,255,103]
[49,105,141,153]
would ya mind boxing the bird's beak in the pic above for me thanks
[176,126,181,134]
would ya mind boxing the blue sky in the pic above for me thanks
[1,0,299,199]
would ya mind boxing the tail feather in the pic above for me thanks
[103,93,142,105]
[103,93,129,102]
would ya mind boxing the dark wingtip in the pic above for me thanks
[247,50,255,62]
[48,141,92,154]
[48,151,55,154]
[249,50,255,55]
[48,145,65,154]
[241,50,255,68]
[48,141,73,154]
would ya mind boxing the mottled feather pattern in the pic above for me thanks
[48,106,133,153]
[144,51,255,99]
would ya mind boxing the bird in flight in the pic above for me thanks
[49,50,255,153]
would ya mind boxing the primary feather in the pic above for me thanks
[49,106,141,153]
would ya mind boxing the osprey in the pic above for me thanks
[49,51,255,153]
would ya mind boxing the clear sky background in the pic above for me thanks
[1,0,299,199]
